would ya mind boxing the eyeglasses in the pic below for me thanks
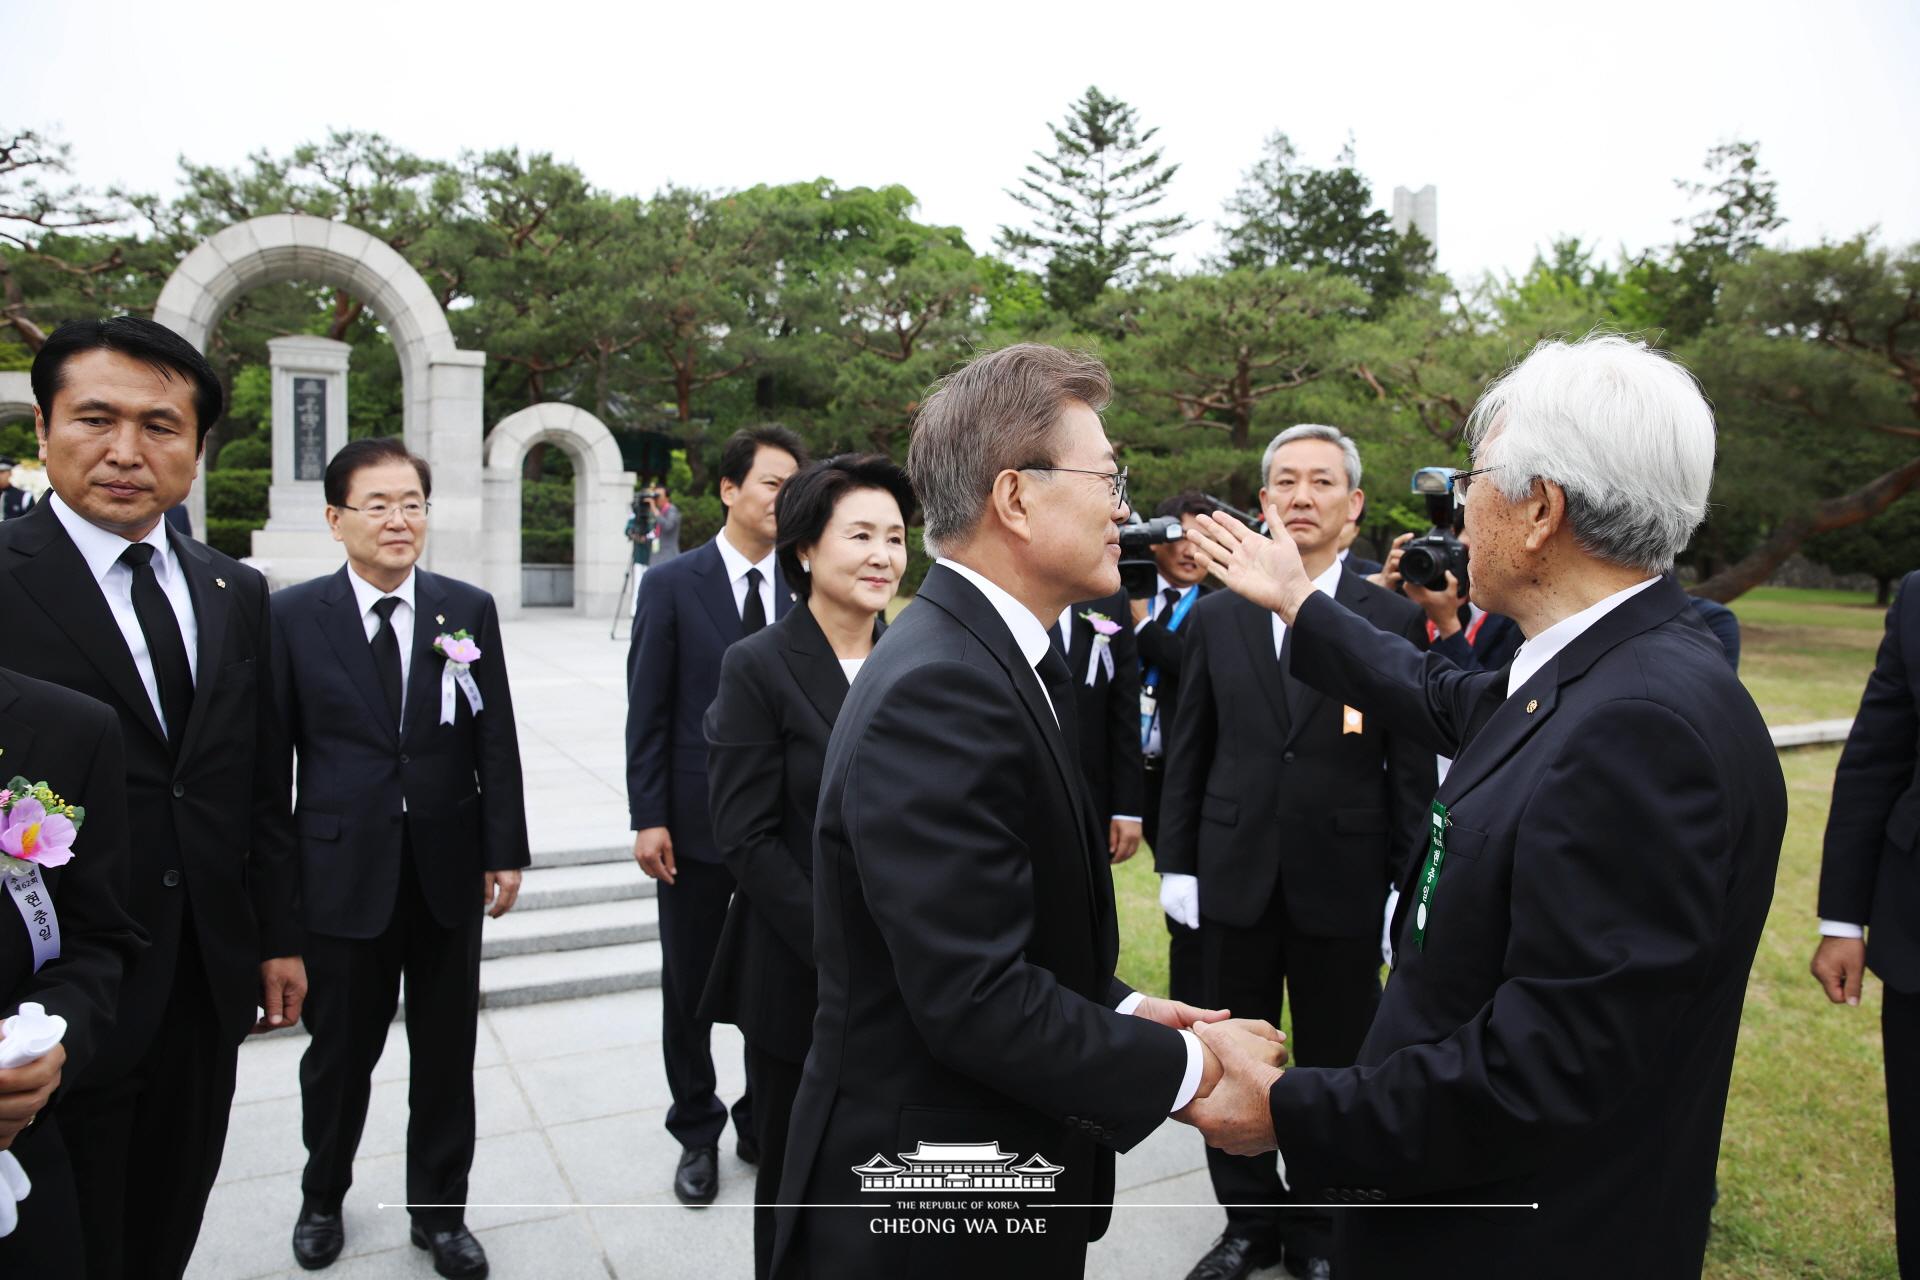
[338,501,431,522]
[1022,465,1130,508]
[1449,467,1501,509]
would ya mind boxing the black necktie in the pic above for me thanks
[370,596,404,730]
[1160,586,1182,623]
[119,543,194,748]
[741,568,767,636]
[1038,646,1078,749]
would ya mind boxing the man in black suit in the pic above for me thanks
[273,437,530,1278]
[1133,492,1215,1006]
[0,459,32,521]
[772,344,1285,1279]
[1812,569,1920,1275]
[1159,427,1434,1280]
[627,424,806,1206]
[0,668,142,1273]
[3,317,306,1280]
[1184,335,1787,1279]
[1051,587,1145,864]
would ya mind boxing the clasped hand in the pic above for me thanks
[1127,998,1287,1146]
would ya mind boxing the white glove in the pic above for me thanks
[1381,888,1400,970]
[1160,874,1200,931]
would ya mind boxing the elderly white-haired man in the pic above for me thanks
[1182,334,1788,1279]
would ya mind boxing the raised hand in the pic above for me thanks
[1188,512,1319,623]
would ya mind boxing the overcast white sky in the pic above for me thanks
[7,0,1917,281]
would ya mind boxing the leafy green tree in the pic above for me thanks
[997,86,1191,316]
[1616,140,1783,342]
[1219,132,1428,309]
[1806,493,1920,604]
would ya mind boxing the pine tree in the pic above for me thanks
[996,86,1192,315]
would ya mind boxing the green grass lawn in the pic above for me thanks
[1110,587,1899,1276]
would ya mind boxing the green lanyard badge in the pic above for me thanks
[1413,801,1449,950]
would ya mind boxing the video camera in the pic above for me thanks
[1399,467,1470,596]
[1119,516,1187,600]
[632,486,666,514]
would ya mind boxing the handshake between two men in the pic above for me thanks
[1126,995,1288,1156]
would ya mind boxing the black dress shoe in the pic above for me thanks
[291,1206,344,1270]
[409,1223,489,1279]
[1185,1234,1281,1280]
[1290,1258,1332,1280]
[675,1144,719,1206]
[736,1129,760,1165]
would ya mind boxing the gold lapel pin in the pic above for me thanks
[1525,698,1539,714]
[436,614,446,625]
[215,577,226,589]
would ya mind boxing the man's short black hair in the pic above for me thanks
[1154,490,1214,521]
[775,454,918,599]
[324,436,433,508]
[719,424,809,492]
[31,316,225,446]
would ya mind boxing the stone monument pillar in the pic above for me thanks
[250,335,351,586]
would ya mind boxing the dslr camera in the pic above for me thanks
[1399,467,1470,596]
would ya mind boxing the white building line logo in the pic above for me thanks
[853,1142,1064,1193]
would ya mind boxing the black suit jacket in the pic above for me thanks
[1063,588,1145,819]
[0,488,32,521]
[1156,569,1434,937]
[699,604,877,1062]
[0,502,301,1073]
[1265,576,1785,1277]
[0,668,143,1085]
[1136,582,1213,756]
[1820,571,1920,991]
[270,566,531,939]
[1431,610,1523,673]
[772,565,1189,1277]
[625,538,794,863]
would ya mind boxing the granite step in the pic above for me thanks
[478,940,662,1008]
[516,860,655,911]
[481,896,660,959]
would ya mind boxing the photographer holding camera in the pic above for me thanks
[1374,469,1523,673]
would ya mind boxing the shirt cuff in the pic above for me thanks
[1134,616,1152,634]
[1111,814,1143,824]
[1819,920,1866,939]
[1170,1029,1205,1113]
[1115,991,1144,1016]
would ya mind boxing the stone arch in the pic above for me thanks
[0,371,30,423]
[482,403,635,617]
[152,214,488,588]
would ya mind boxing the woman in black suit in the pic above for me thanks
[0,666,142,1270]
[701,455,915,1278]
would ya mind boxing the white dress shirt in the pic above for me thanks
[347,565,418,698]
[1505,577,1660,698]
[714,527,779,623]
[50,492,199,736]
[838,657,865,685]
[939,558,1206,1114]
[1272,559,1346,659]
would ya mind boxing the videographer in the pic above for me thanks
[1127,491,1216,1007]
[1373,470,1522,672]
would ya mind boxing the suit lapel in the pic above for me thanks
[317,567,400,744]
[692,542,744,645]
[1229,593,1292,738]
[0,671,34,784]
[917,567,1099,916]
[169,531,229,766]
[1280,569,1368,750]
[402,571,450,745]
[780,604,858,728]
[6,504,166,748]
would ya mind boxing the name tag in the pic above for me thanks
[1412,801,1448,950]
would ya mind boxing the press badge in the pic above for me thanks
[1412,800,1449,950]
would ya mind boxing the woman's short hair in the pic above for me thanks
[775,454,918,599]
[907,344,1111,557]
[1466,334,1716,572]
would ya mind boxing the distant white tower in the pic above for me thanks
[1392,185,1438,251]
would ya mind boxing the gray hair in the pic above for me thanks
[1260,424,1362,491]
[1466,334,1716,572]
[908,344,1113,557]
